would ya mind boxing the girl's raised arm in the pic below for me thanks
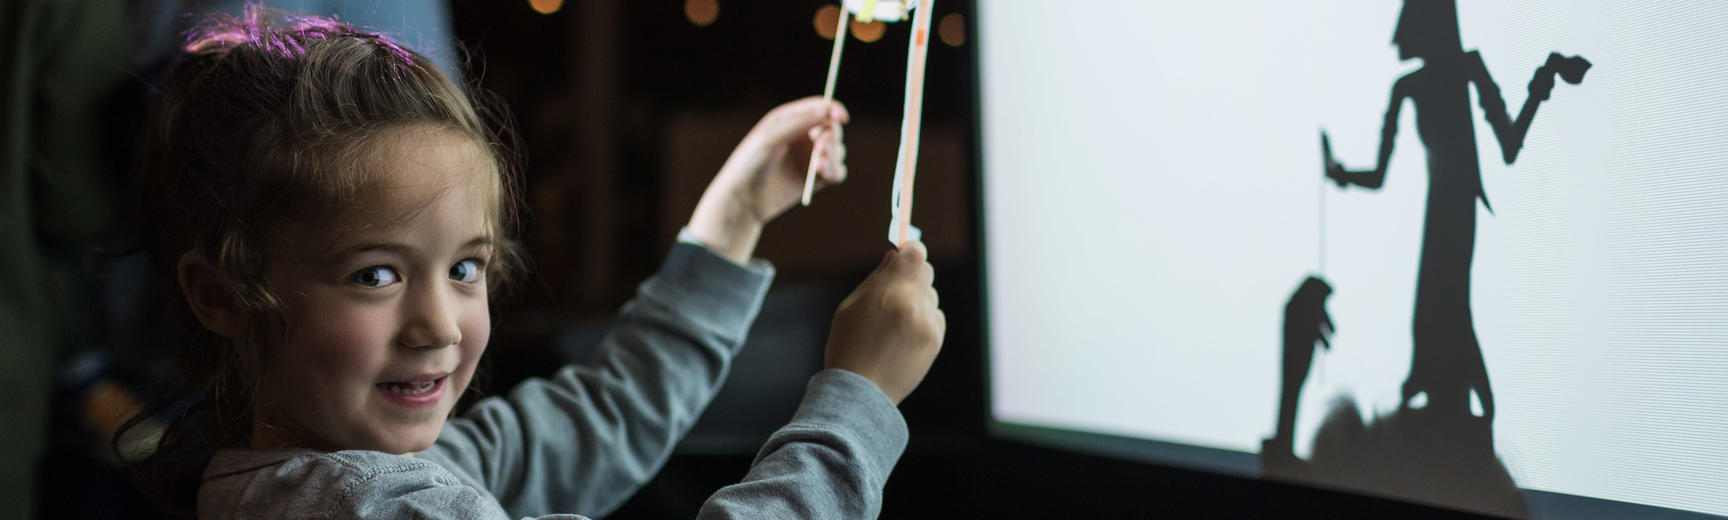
[425,241,774,516]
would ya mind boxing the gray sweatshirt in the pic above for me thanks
[197,243,909,519]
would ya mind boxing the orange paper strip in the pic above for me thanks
[893,0,934,247]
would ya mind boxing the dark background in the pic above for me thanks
[18,0,1502,517]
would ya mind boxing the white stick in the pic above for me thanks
[802,7,851,207]
[890,0,933,246]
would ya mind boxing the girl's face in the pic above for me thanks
[253,126,497,455]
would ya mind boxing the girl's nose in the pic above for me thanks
[399,286,463,350]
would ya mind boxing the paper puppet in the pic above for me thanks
[843,0,913,23]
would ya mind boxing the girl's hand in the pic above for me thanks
[824,241,945,405]
[688,97,850,263]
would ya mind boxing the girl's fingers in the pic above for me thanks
[819,161,848,185]
[823,144,847,184]
[762,97,849,144]
[809,121,844,148]
[809,137,827,161]
[828,102,851,124]
[809,127,847,185]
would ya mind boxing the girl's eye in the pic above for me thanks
[450,259,482,283]
[351,266,399,288]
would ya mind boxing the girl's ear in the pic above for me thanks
[177,251,244,340]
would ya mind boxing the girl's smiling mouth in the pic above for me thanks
[376,373,448,409]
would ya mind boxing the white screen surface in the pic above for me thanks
[981,1,1728,517]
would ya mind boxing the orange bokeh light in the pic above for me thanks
[938,13,965,47]
[850,19,886,43]
[685,0,720,27]
[814,5,842,40]
[528,0,562,15]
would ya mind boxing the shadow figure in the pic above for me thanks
[1262,276,1528,518]
[1320,0,1589,423]
[1263,276,1333,471]
[1260,1,1592,516]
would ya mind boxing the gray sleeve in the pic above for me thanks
[421,243,774,518]
[697,369,910,520]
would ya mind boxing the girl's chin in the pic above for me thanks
[361,417,450,455]
[379,428,444,455]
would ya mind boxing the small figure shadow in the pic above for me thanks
[1261,276,1527,518]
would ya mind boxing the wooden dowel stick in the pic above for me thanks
[802,7,851,207]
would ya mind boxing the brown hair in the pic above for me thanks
[123,6,522,516]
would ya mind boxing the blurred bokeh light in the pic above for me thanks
[685,0,719,27]
[815,5,841,40]
[528,0,561,15]
[850,19,886,43]
[939,13,965,47]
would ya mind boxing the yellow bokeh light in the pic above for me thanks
[850,19,886,43]
[814,5,842,40]
[938,13,965,47]
[685,0,720,27]
[528,0,562,15]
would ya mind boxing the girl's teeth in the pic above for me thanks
[383,380,436,395]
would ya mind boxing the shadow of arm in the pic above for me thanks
[1473,50,1591,165]
[1324,76,1409,190]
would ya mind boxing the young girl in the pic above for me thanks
[129,8,945,519]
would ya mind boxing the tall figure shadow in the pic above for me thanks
[1260,1,1590,517]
